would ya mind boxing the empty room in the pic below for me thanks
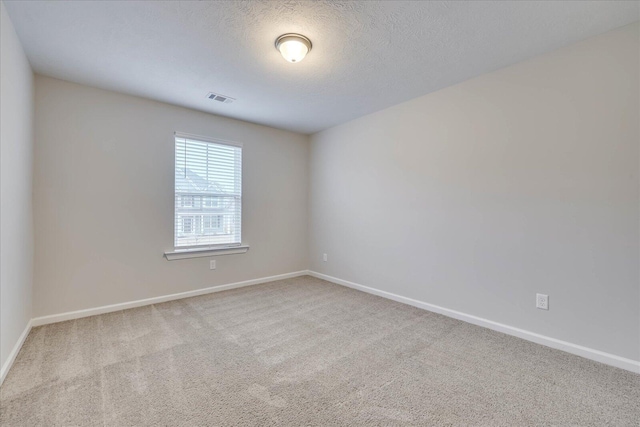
[1,0,639,425]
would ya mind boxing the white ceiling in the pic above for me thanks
[5,1,639,134]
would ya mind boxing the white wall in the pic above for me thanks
[309,24,639,361]
[1,1,34,370]
[33,76,309,317]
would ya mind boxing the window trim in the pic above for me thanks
[174,131,243,148]
[164,245,249,260]
[168,132,247,258]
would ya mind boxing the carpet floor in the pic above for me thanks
[1,275,638,426]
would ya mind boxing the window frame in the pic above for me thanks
[172,132,243,252]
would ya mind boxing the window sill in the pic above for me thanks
[164,245,249,260]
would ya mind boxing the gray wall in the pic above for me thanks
[33,76,309,317]
[1,1,34,370]
[309,24,639,361]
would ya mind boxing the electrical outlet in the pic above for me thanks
[209,260,216,270]
[536,293,548,310]
[323,253,328,262]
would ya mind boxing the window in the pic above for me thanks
[181,195,194,208]
[174,134,242,248]
[204,214,224,233]
[182,216,193,234]
[203,196,220,208]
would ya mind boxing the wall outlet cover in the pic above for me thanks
[536,293,549,310]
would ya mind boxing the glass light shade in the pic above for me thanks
[275,34,312,63]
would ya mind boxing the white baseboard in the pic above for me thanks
[1,319,32,386]
[308,271,640,374]
[9,269,638,386]
[31,271,308,327]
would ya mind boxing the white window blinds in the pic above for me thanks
[174,134,242,248]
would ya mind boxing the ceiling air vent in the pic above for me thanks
[206,92,235,104]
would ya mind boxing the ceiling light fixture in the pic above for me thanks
[275,33,312,63]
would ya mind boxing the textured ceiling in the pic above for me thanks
[4,1,639,134]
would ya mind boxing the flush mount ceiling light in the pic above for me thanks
[275,33,312,63]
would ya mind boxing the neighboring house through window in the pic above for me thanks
[174,134,242,248]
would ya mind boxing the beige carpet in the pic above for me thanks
[1,275,638,426]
